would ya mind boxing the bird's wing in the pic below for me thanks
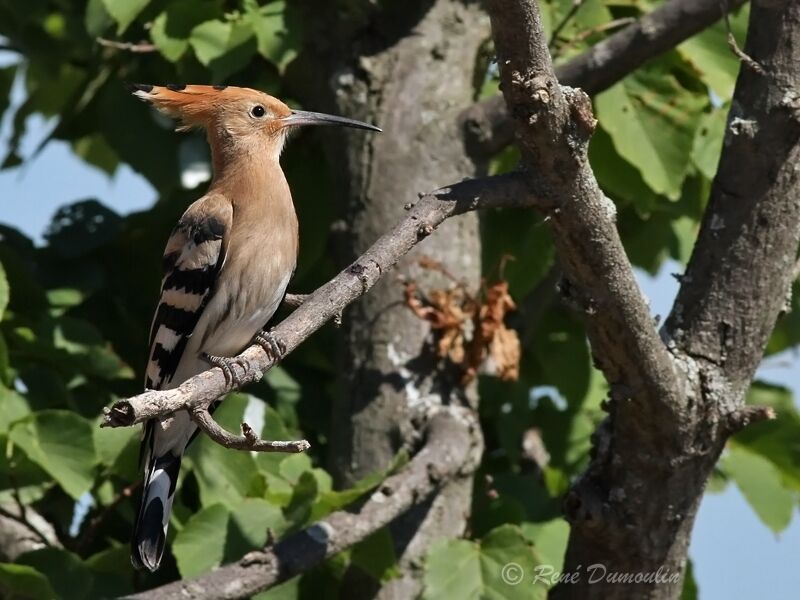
[144,194,232,391]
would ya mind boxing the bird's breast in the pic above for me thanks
[194,211,297,358]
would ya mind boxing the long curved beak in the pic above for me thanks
[282,110,381,133]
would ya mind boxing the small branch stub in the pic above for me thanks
[726,404,777,434]
[190,407,310,453]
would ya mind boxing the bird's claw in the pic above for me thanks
[254,330,286,362]
[202,353,250,388]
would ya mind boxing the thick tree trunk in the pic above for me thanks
[297,1,489,596]
[557,2,800,599]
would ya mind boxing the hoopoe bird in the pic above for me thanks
[127,83,379,572]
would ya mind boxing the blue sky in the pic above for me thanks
[1,58,798,598]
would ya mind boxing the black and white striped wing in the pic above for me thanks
[144,196,232,391]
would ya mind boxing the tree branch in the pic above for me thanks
[189,408,310,453]
[665,1,800,399]
[121,409,478,600]
[101,173,530,433]
[96,38,157,53]
[463,0,748,157]
[488,0,681,422]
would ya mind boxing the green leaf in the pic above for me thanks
[252,576,300,600]
[595,68,707,200]
[16,548,92,600]
[589,126,659,212]
[85,546,134,598]
[520,518,569,572]
[190,19,257,80]
[9,410,97,499]
[350,527,400,583]
[93,415,136,468]
[283,470,318,528]
[691,107,727,180]
[187,394,263,507]
[226,497,286,558]
[0,387,29,433]
[423,525,546,600]
[681,559,698,600]
[725,446,793,534]
[85,0,114,38]
[278,453,312,484]
[101,0,150,34]
[71,134,118,176]
[734,382,800,490]
[150,0,222,62]
[678,7,749,100]
[173,503,229,578]
[0,563,57,600]
[311,452,406,521]
[246,0,302,72]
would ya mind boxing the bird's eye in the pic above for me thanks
[251,105,266,118]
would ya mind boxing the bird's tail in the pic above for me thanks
[131,452,182,572]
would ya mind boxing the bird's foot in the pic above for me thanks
[202,353,250,388]
[254,329,286,362]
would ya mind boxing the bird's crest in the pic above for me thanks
[127,83,280,131]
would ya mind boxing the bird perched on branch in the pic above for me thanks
[126,83,380,572]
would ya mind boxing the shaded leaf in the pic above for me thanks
[101,0,150,34]
[16,548,92,600]
[595,68,707,200]
[0,563,56,600]
[9,410,96,499]
[520,518,569,572]
[691,107,727,180]
[351,527,400,583]
[246,0,302,72]
[677,7,749,100]
[173,503,229,578]
[423,524,546,600]
[85,546,134,598]
[226,497,287,560]
[190,20,257,81]
[150,0,222,62]
[681,559,698,600]
[186,394,263,507]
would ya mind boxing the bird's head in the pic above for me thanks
[127,83,380,160]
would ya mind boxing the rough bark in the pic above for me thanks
[298,2,489,596]
[487,0,799,599]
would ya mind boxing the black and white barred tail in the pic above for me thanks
[131,451,181,572]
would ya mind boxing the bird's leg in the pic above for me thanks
[254,329,286,362]
[202,353,250,388]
